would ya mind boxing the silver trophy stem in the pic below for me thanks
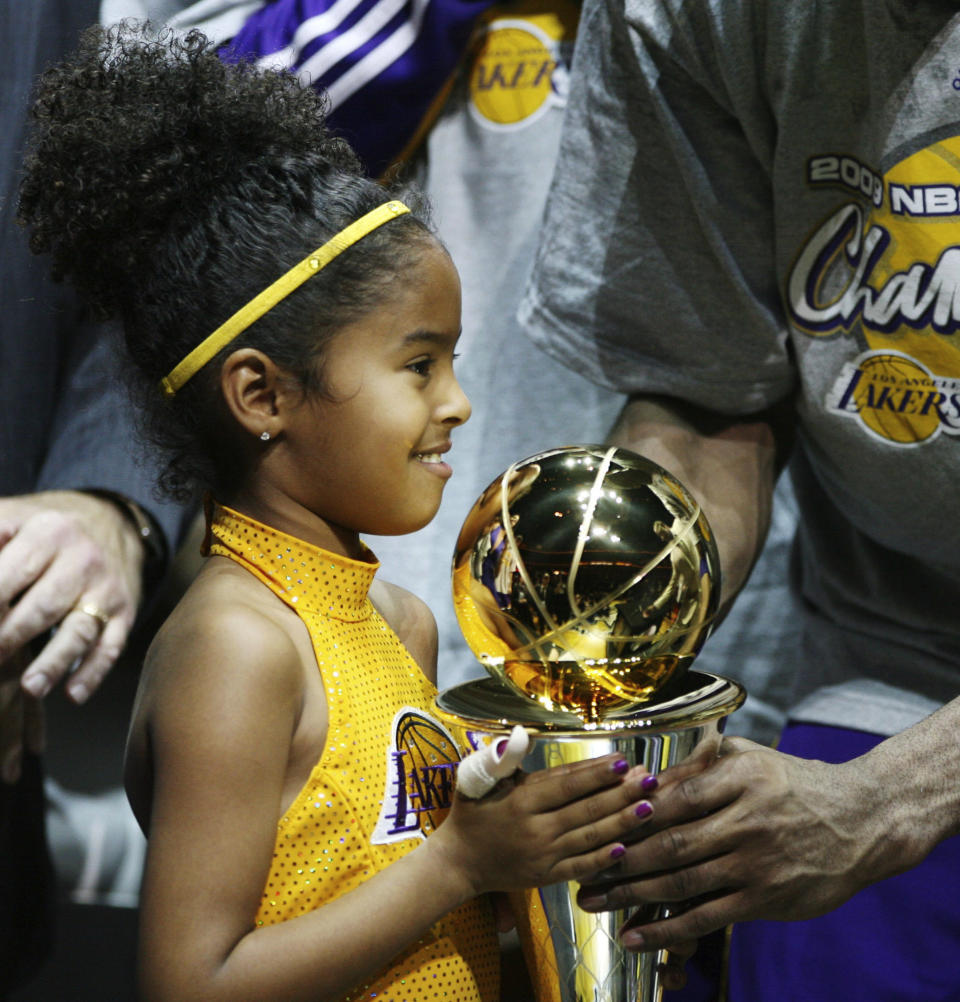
[436,670,744,1002]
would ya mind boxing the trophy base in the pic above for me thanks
[435,670,745,1002]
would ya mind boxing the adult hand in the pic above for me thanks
[577,737,904,952]
[0,491,144,712]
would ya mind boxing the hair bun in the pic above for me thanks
[18,22,354,318]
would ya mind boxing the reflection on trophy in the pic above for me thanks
[434,445,745,1002]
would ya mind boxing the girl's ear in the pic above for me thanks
[220,348,288,441]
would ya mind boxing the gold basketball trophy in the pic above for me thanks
[434,445,744,1002]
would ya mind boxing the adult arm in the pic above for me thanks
[586,394,960,950]
[607,394,784,606]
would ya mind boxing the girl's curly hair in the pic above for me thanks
[18,23,433,501]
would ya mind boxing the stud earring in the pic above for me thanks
[260,431,271,442]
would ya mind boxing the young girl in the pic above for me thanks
[18,24,657,1002]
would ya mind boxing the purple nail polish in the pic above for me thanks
[641,774,659,793]
[609,844,626,860]
[635,801,653,819]
[612,758,629,775]
[495,738,509,756]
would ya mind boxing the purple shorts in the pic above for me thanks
[727,722,960,1002]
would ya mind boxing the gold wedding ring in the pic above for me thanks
[75,602,110,632]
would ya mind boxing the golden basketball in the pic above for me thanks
[452,446,720,722]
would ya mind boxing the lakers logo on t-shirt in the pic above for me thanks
[371,707,461,844]
[468,3,576,131]
[790,138,960,445]
[827,350,960,444]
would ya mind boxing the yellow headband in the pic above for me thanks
[159,200,411,397]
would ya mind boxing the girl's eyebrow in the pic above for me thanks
[401,328,463,348]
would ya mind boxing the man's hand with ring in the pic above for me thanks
[0,490,145,709]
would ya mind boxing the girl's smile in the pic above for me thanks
[413,443,453,478]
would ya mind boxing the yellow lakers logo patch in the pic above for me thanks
[371,707,461,845]
[468,8,574,130]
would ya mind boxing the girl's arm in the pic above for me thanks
[137,602,652,1002]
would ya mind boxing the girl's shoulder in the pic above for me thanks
[144,556,307,702]
[369,578,439,683]
[126,556,309,827]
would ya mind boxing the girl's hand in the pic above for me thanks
[429,754,657,898]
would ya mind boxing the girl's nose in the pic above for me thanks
[441,375,471,426]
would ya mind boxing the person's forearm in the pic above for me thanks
[856,695,960,879]
[141,836,475,1002]
[607,395,782,605]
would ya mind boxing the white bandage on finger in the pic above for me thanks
[456,725,530,799]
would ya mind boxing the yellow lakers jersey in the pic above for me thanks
[206,502,500,1002]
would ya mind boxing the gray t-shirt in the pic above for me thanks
[520,0,960,735]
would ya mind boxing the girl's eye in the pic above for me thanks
[407,357,434,377]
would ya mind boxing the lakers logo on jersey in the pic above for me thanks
[789,139,960,445]
[371,707,461,845]
[467,1,577,131]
